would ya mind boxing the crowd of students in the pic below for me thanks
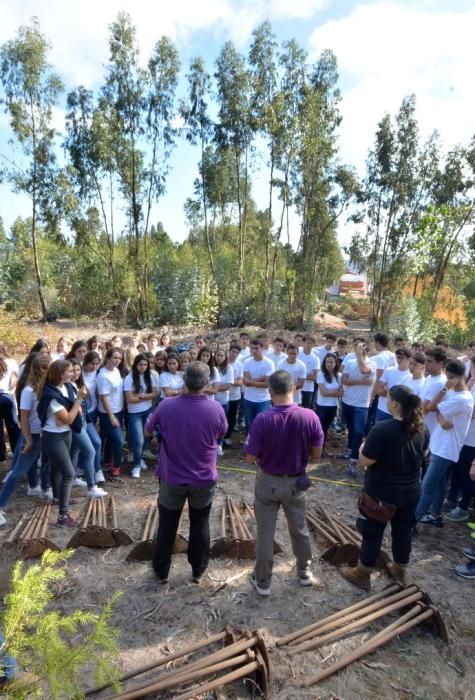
[0,329,473,578]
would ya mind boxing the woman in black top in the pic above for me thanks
[341,385,428,590]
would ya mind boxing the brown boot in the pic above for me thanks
[385,561,407,585]
[340,562,372,591]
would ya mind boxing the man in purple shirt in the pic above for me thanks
[145,362,227,584]
[245,370,324,596]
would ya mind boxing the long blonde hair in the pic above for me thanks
[26,355,50,397]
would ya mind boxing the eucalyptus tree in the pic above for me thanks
[0,18,64,318]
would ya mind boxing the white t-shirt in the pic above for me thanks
[43,385,70,433]
[298,351,320,393]
[124,372,157,412]
[243,356,274,403]
[266,350,287,366]
[20,385,41,434]
[315,345,335,365]
[401,375,426,397]
[51,352,65,361]
[373,350,397,375]
[215,365,234,405]
[238,348,251,363]
[420,374,446,435]
[159,372,184,400]
[342,358,376,408]
[378,367,411,414]
[430,389,474,462]
[205,366,221,401]
[463,386,475,447]
[228,360,243,402]
[277,358,307,404]
[97,368,124,414]
[82,370,98,413]
[316,371,342,407]
[0,358,18,394]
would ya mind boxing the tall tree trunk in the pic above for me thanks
[30,113,48,319]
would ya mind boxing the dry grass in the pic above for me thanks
[0,434,473,700]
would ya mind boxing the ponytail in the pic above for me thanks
[389,385,424,435]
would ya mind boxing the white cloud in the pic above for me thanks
[309,1,475,172]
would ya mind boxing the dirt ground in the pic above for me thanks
[1,428,474,700]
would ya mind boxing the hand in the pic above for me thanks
[470,460,475,481]
[139,393,145,400]
[362,376,373,385]
[22,440,33,454]
[78,385,88,400]
[110,415,119,428]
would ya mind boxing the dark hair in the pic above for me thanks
[269,370,293,396]
[336,337,347,347]
[374,332,389,348]
[352,336,365,345]
[131,353,152,394]
[395,347,411,359]
[86,335,100,351]
[166,352,180,369]
[434,337,449,349]
[15,352,40,404]
[70,358,85,389]
[273,336,285,345]
[239,332,249,339]
[321,353,339,383]
[154,350,168,373]
[303,335,316,344]
[412,351,426,365]
[29,338,50,355]
[389,385,424,435]
[250,338,263,348]
[0,357,7,381]
[66,340,87,360]
[445,359,466,378]
[39,359,72,396]
[101,347,123,367]
[324,333,337,342]
[198,346,216,370]
[215,348,229,374]
[286,342,298,352]
[165,345,177,355]
[425,346,447,364]
[229,343,241,353]
[83,351,101,369]
[184,361,210,392]
[394,335,405,344]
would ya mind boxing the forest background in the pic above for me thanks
[0,11,474,343]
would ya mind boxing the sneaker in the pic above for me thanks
[42,488,53,501]
[217,445,224,456]
[191,573,204,584]
[446,507,469,522]
[223,438,232,446]
[56,513,79,528]
[26,485,43,497]
[250,571,271,597]
[140,459,148,471]
[299,570,319,587]
[419,513,444,528]
[73,477,87,487]
[142,449,155,460]
[0,511,6,527]
[87,485,108,498]
[463,545,475,561]
[95,470,106,484]
[347,460,357,478]
[442,499,456,511]
[131,467,141,479]
[111,467,121,480]
[127,452,134,463]
[454,560,475,580]
[1,470,11,484]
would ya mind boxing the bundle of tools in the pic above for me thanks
[2,504,59,559]
[276,583,447,687]
[306,501,389,568]
[126,502,188,562]
[84,627,269,699]
[67,497,133,549]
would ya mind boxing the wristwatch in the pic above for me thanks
[441,387,448,393]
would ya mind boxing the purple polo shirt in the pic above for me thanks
[145,394,227,487]
[245,404,324,475]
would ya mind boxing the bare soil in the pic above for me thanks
[1,429,474,700]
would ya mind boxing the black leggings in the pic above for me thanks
[0,394,20,461]
[225,399,240,439]
[358,497,419,567]
[41,431,74,515]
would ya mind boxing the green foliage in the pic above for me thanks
[0,549,121,699]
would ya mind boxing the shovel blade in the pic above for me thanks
[111,528,134,546]
[126,539,154,562]
[173,534,188,554]
[328,543,360,566]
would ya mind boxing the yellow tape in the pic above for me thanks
[217,465,361,489]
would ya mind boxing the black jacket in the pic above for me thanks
[37,382,82,433]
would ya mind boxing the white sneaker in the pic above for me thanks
[1,470,11,484]
[127,452,134,463]
[87,485,108,498]
[250,572,271,597]
[27,485,43,497]
[140,459,148,470]
[217,445,224,456]
[42,487,53,500]
[95,469,106,484]
[299,570,319,587]
[0,511,6,527]
[142,449,155,460]
[223,438,232,446]
[131,467,141,479]
[73,477,87,487]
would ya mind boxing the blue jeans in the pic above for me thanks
[71,424,96,488]
[0,433,43,508]
[99,411,124,468]
[448,444,475,510]
[244,399,271,432]
[376,409,392,423]
[86,410,102,471]
[415,453,454,519]
[342,403,369,459]
[127,409,151,466]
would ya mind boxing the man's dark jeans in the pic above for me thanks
[152,480,215,579]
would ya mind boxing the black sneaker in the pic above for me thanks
[419,513,444,528]
[463,545,475,561]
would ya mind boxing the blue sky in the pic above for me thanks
[1,0,474,247]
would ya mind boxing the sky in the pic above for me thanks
[1,0,474,248]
